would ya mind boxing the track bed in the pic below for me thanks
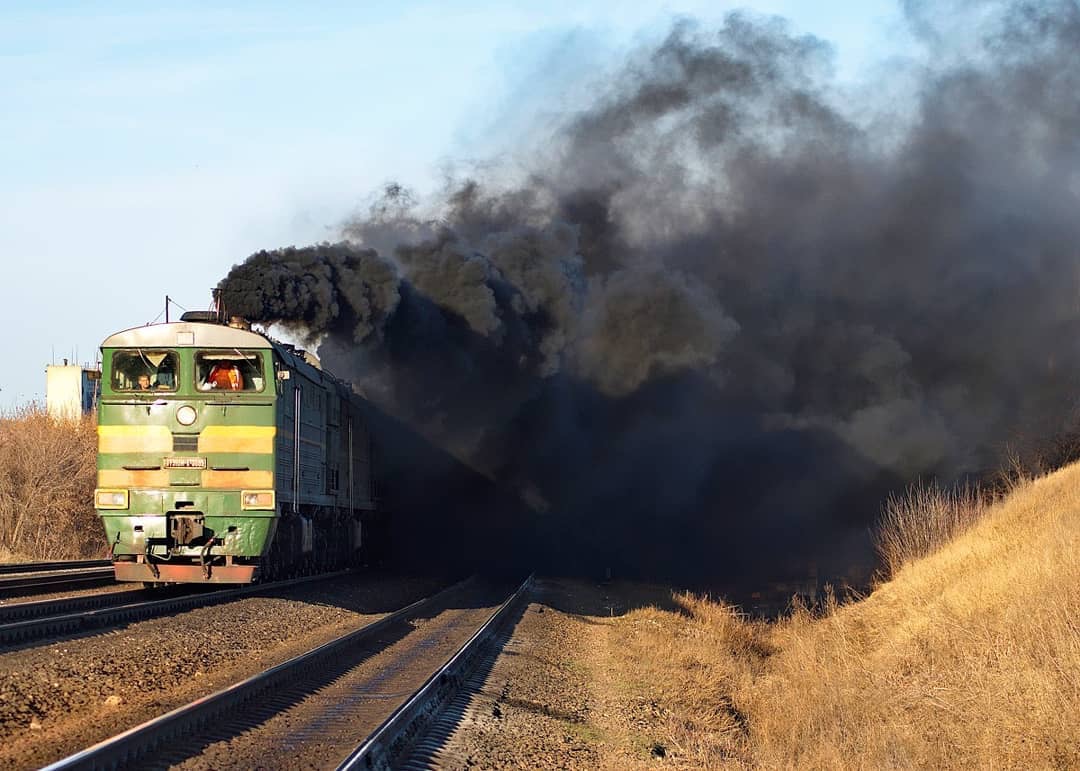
[0,571,450,770]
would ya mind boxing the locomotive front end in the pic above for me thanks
[95,318,278,583]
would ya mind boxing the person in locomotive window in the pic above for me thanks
[135,373,152,390]
[205,361,244,390]
[154,360,175,389]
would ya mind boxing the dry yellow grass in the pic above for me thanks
[605,463,1080,769]
[601,594,766,767]
[0,406,101,560]
[0,547,37,564]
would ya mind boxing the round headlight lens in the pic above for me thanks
[176,405,198,426]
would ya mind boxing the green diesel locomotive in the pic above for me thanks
[94,311,377,583]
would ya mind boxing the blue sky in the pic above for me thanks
[0,0,905,409]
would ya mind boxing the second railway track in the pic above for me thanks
[43,574,533,771]
[0,570,353,648]
[0,566,117,600]
[0,560,112,576]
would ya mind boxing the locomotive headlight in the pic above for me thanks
[176,405,197,426]
[95,488,129,509]
[241,490,275,510]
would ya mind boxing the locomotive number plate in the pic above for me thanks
[164,457,207,469]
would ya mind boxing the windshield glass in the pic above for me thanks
[111,349,178,392]
[196,351,265,392]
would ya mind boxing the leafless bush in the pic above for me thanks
[0,405,103,560]
[988,411,1080,490]
[874,479,988,578]
[1030,425,1080,476]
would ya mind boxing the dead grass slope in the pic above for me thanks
[608,463,1080,769]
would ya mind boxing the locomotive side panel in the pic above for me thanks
[341,389,376,511]
[272,350,331,511]
[298,375,328,506]
[267,347,377,561]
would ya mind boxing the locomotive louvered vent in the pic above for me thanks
[173,434,199,452]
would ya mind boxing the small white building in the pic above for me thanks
[45,362,100,420]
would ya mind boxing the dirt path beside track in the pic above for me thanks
[434,577,704,770]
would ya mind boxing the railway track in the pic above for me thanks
[42,574,533,770]
[341,574,533,771]
[0,587,144,625]
[0,560,111,576]
[0,571,351,648]
[0,566,116,600]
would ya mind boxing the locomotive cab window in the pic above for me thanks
[111,349,178,392]
[196,351,265,392]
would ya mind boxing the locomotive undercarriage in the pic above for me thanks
[254,507,369,583]
[112,506,370,584]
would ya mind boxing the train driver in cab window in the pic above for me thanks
[205,361,243,391]
[155,361,175,389]
[135,373,152,390]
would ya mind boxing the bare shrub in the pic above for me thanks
[874,479,988,578]
[1030,422,1080,475]
[988,413,1080,487]
[987,446,1036,496]
[0,405,103,560]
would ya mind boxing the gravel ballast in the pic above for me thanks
[0,572,447,770]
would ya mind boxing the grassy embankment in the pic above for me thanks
[609,465,1079,768]
[0,406,100,562]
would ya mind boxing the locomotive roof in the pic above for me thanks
[100,321,273,349]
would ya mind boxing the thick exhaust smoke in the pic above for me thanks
[219,1,1080,586]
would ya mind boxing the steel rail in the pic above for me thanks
[0,570,352,647]
[0,559,112,575]
[40,577,473,771]
[337,573,534,771]
[0,567,116,598]
[0,588,142,624]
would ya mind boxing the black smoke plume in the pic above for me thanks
[220,1,1080,587]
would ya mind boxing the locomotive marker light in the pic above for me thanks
[95,489,129,509]
[241,490,275,510]
[176,404,197,426]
